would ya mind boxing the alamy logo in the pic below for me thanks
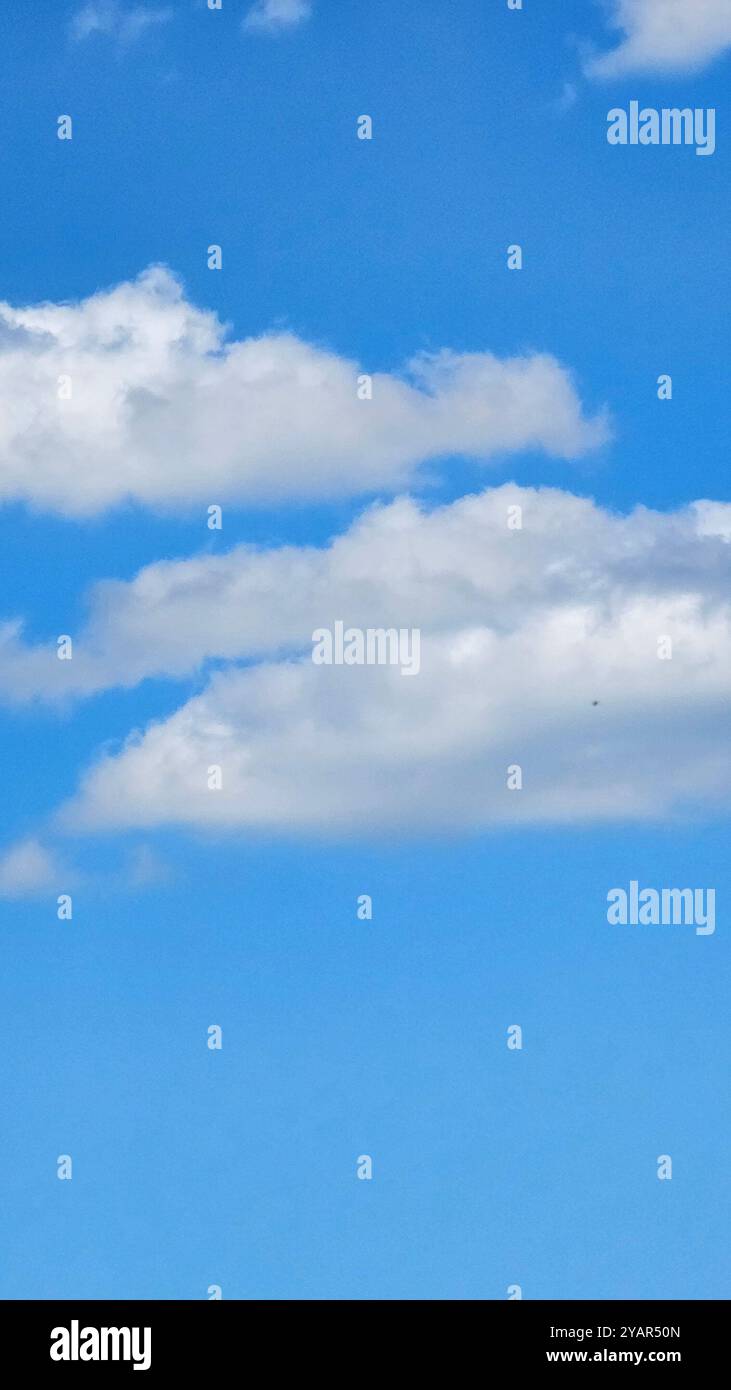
[607,881,715,936]
[50,1321,151,1371]
[312,620,420,675]
[607,102,716,156]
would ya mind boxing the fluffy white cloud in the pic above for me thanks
[0,838,66,898]
[71,2,172,45]
[0,269,605,518]
[244,0,312,34]
[586,0,731,78]
[2,486,730,703]
[46,484,731,833]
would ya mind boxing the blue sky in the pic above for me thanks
[0,0,729,1299]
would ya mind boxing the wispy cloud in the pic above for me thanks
[585,0,731,78]
[555,82,578,113]
[70,1,172,47]
[243,0,312,36]
[0,837,67,899]
[125,843,171,889]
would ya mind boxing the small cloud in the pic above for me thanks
[0,837,66,899]
[243,0,312,35]
[555,81,578,113]
[126,843,171,889]
[585,0,731,79]
[71,1,172,46]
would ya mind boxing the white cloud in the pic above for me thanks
[46,484,731,834]
[586,0,731,78]
[0,837,66,898]
[243,0,312,34]
[71,2,172,45]
[0,268,607,518]
[2,485,730,704]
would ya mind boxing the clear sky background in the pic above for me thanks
[0,0,729,1299]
